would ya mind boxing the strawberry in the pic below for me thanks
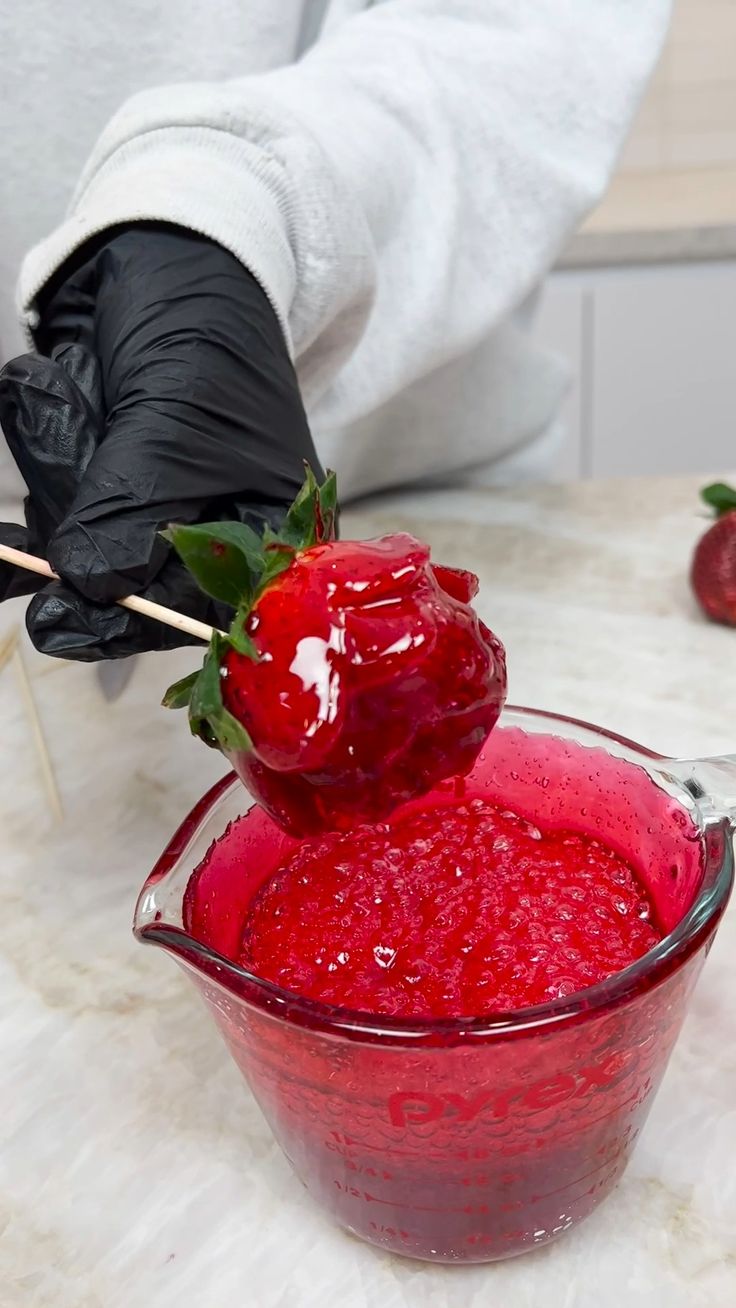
[691,482,736,627]
[163,469,506,835]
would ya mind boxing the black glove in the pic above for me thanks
[0,224,321,659]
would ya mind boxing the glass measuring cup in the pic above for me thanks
[134,707,735,1263]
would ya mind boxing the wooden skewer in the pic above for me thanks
[0,625,64,821]
[0,543,219,644]
[12,641,65,822]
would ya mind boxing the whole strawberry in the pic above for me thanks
[164,470,506,835]
[691,482,736,627]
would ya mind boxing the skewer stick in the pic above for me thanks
[0,624,64,821]
[0,543,219,644]
[12,641,65,822]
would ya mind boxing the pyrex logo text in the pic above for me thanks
[387,1052,637,1128]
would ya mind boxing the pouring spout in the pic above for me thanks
[666,754,736,828]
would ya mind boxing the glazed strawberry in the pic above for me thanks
[164,470,506,835]
[691,482,736,627]
[429,563,479,603]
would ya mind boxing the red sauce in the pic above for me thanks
[239,799,662,1016]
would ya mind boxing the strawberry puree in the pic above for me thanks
[239,798,662,1016]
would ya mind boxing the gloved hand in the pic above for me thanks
[0,224,321,659]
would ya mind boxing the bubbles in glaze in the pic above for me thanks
[239,798,662,1016]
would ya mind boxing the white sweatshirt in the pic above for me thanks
[2,0,670,498]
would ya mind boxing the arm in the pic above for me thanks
[19,0,671,424]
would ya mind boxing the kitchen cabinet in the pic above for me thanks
[530,277,587,482]
[533,260,736,479]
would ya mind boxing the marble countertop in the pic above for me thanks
[560,166,736,267]
[1,474,735,1307]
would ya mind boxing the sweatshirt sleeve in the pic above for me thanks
[18,0,671,425]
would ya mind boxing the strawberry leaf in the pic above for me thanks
[315,469,338,543]
[187,640,223,728]
[260,542,296,591]
[187,634,252,753]
[279,464,321,549]
[701,482,736,517]
[209,704,253,753]
[188,715,219,750]
[161,669,199,710]
[227,608,260,659]
[162,521,264,608]
[279,465,339,549]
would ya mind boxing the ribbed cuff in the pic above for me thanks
[17,126,297,352]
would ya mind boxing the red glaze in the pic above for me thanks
[691,510,736,626]
[430,564,479,603]
[221,534,506,835]
[239,799,662,1017]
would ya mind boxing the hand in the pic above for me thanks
[0,225,321,659]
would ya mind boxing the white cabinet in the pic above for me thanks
[589,262,736,477]
[531,278,587,482]
[535,260,736,480]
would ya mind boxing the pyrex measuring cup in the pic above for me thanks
[134,707,735,1264]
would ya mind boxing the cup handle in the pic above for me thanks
[665,754,736,828]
